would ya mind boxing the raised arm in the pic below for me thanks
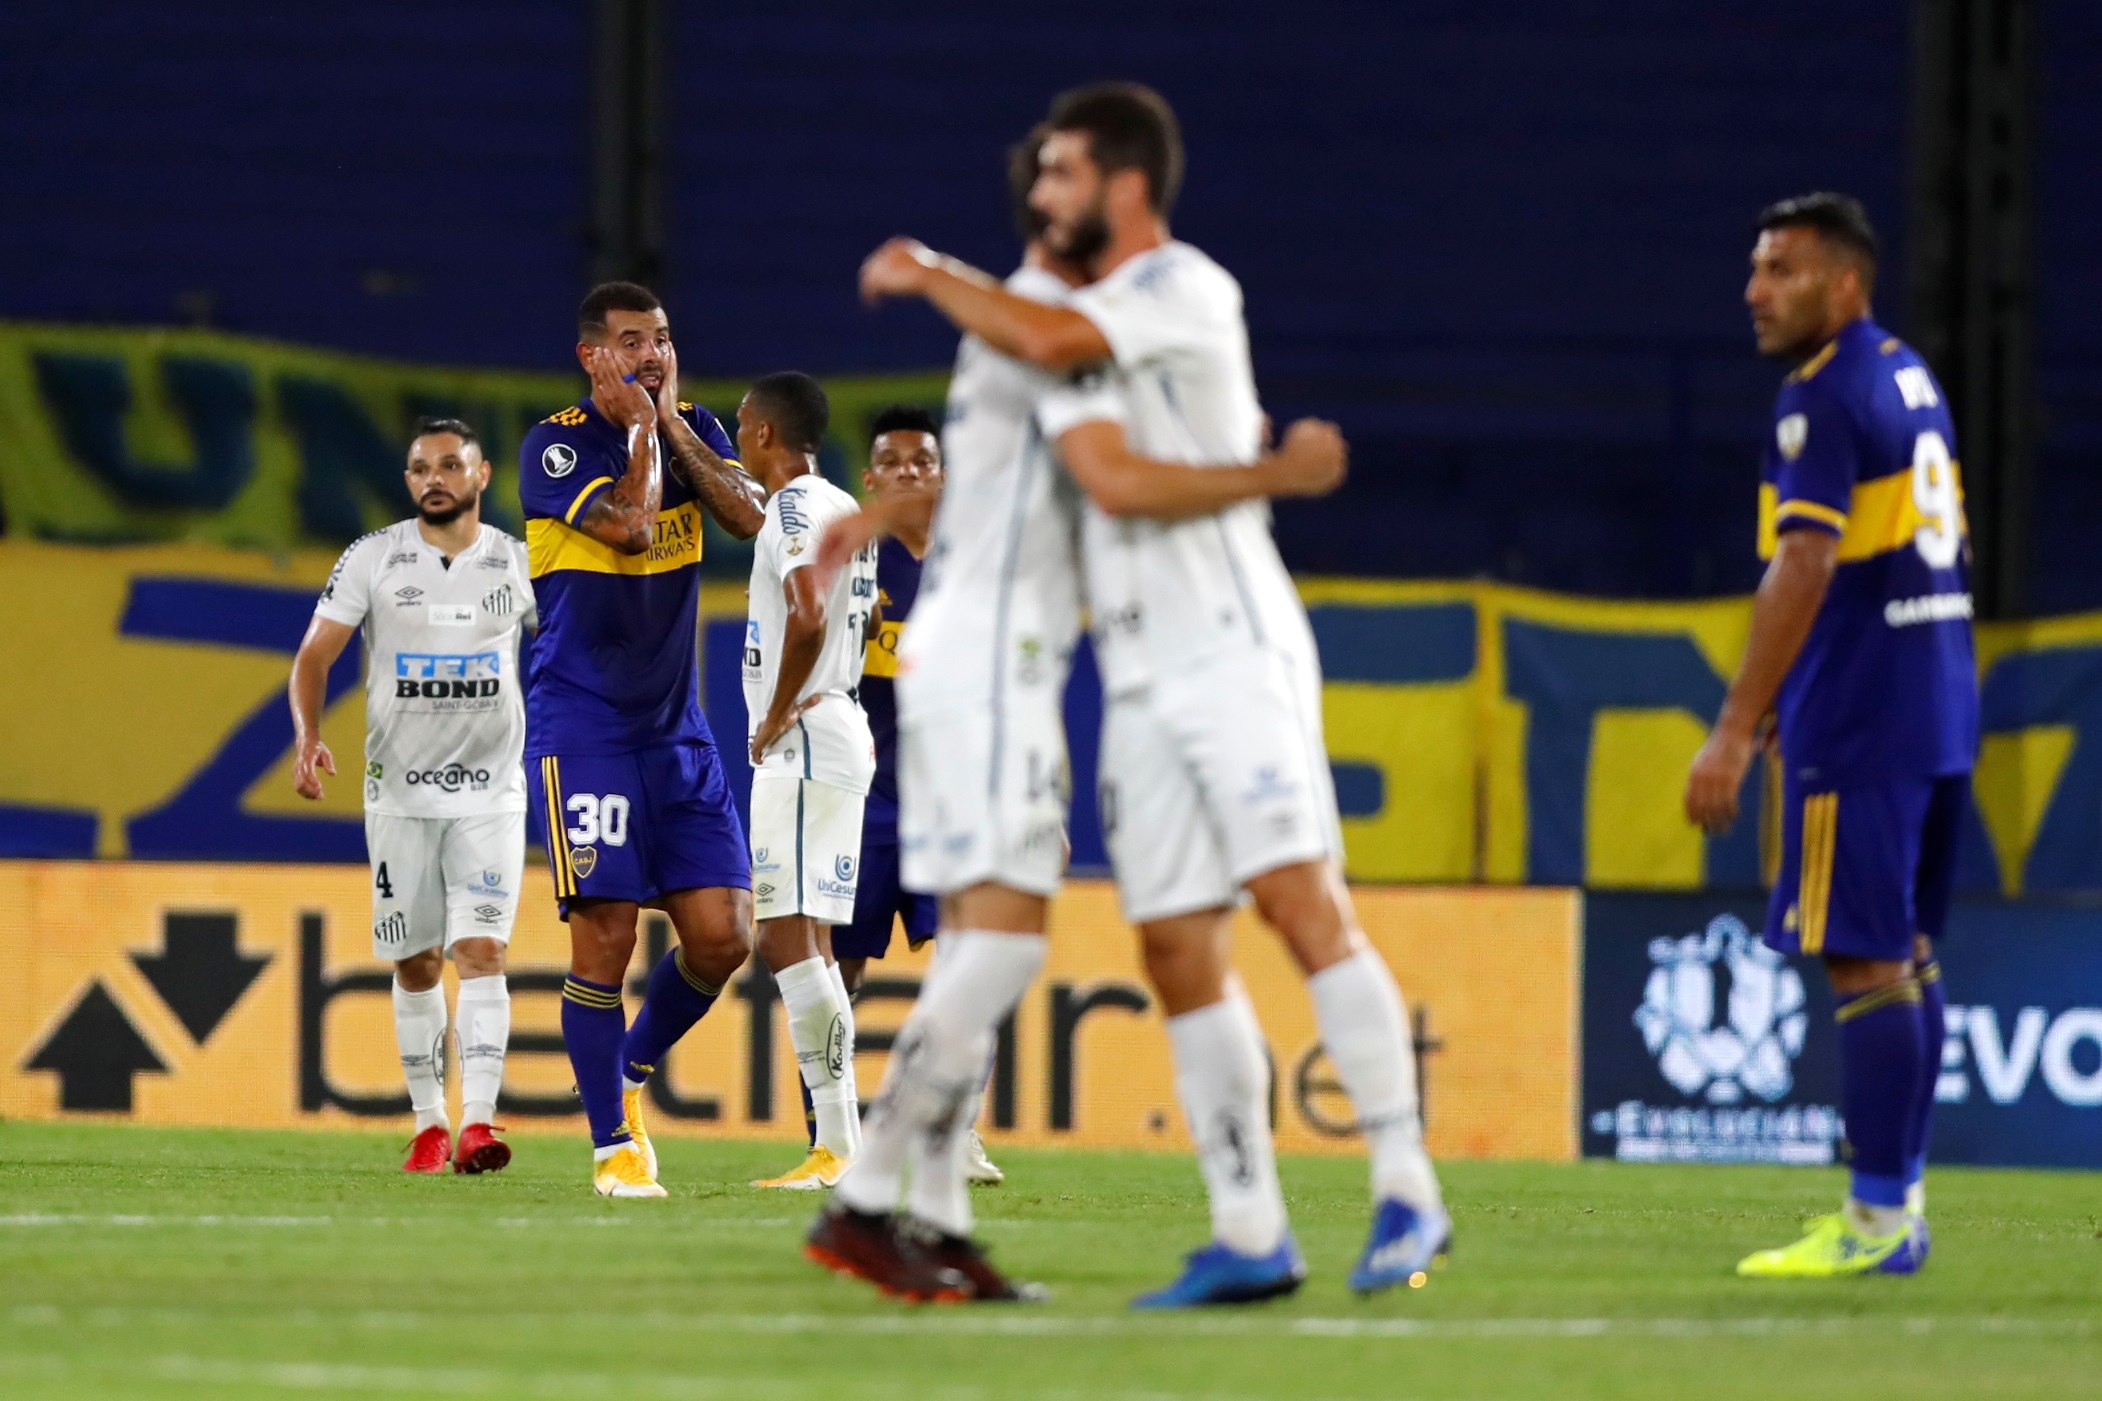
[1057,417,1347,521]
[571,348,664,555]
[654,343,764,539]
[289,615,357,801]
[749,569,828,764]
[1684,529,1839,831]
[861,238,1109,371]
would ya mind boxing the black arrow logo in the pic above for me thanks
[25,981,167,1111]
[131,912,270,1044]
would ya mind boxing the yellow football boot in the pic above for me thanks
[621,1087,659,1179]
[592,1142,667,1199]
[1736,1212,1918,1278]
[752,1146,850,1191]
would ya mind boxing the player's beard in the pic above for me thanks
[419,489,478,527]
[1053,206,1112,269]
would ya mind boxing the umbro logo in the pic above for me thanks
[394,587,423,604]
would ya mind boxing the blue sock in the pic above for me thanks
[561,975,631,1150]
[1908,960,1946,1192]
[621,950,723,1087]
[1835,977,1926,1211]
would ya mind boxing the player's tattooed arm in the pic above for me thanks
[750,571,827,765]
[1053,418,1347,522]
[1684,528,1839,833]
[860,237,1110,370]
[573,347,664,555]
[288,615,357,800]
[651,342,765,538]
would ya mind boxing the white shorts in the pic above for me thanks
[898,699,1069,900]
[1100,646,1344,924]
[750,775,867,924]
[364,809,525,960]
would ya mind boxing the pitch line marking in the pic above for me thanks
[2,1304,2093,1342]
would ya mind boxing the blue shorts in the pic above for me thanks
[1765,772,1967,962]
[530,743,750,917]
[833,820,938,961]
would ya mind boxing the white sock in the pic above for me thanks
[1309,949,1444,1212]
[1847,1198,1910,1238]
[392,981,449,1134]
[778,957,858,1157]
[825,959,862,1154]
[1168,994,1289,1256]
[1906,1180,1926,1217]
[454,974,509,1128]
[836,932,1045,1216]
[906,1031,992,1237]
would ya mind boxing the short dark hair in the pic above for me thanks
[1045,81,1183,215]
[578,281,662,338]
[1008,124,1051,241]
[411,416,480,454]
[868,404,941,449]
[746,371,830,454]
[1757,193,1880,279]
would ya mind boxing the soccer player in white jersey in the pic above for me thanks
[851,83,1449,1305]
[735,372,880,1191]
[289,418,534,1175]
[804,126,1350,1305]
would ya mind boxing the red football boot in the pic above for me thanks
[453,1122,512,1175]
[403,1125,452,1173]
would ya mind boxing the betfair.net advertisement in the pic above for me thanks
[0,863,1577,1160]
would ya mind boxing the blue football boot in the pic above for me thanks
[1132,1236,1307,1309]
[1348,1198,1453,1295]
[1877,1215,1931,1275]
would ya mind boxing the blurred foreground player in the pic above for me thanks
[807,115,1350,1305]
[854,83,1441,1306]
[830,404,1004,1187]
[520,283,766,1197]
[290,419,532,1174]
[1686,194,1977,1277]
[736,373,878,1191]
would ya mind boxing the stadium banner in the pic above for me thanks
[0,321,946,559]
[0,862,1579,1161]
[1581,892,2102,1170]
[4,546,2102,892]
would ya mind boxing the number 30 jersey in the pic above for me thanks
[1760,316,1979,784]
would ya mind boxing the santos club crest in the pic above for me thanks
[1634,914,1806,1105]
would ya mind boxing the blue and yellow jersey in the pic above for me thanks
[860,535,923,814]
[518,398,738,758]
[1759,318,1980,783]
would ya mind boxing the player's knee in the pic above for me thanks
[679,916,752,983]
[568,914,636,981]
[394,948,444,992]
[1247,861,1354,971]
[451,938,506,980]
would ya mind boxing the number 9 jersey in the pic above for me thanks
[1759,317,1980,785]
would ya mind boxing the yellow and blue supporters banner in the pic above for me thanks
[0,539,2097,895]
[0,322,944,556]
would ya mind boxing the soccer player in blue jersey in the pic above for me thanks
[1686,194,1978,1277]
[519,281,767,1197]
[834,405,945,999]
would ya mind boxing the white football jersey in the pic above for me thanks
[313,520,535,818]
[745,472,878,791]
[900,264,1087,713]
[1037,240,1315,697]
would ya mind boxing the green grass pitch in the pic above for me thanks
[1,1123,2096,1400]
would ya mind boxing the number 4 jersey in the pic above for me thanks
[1760,317,1980,785]
[313,520,536,817]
